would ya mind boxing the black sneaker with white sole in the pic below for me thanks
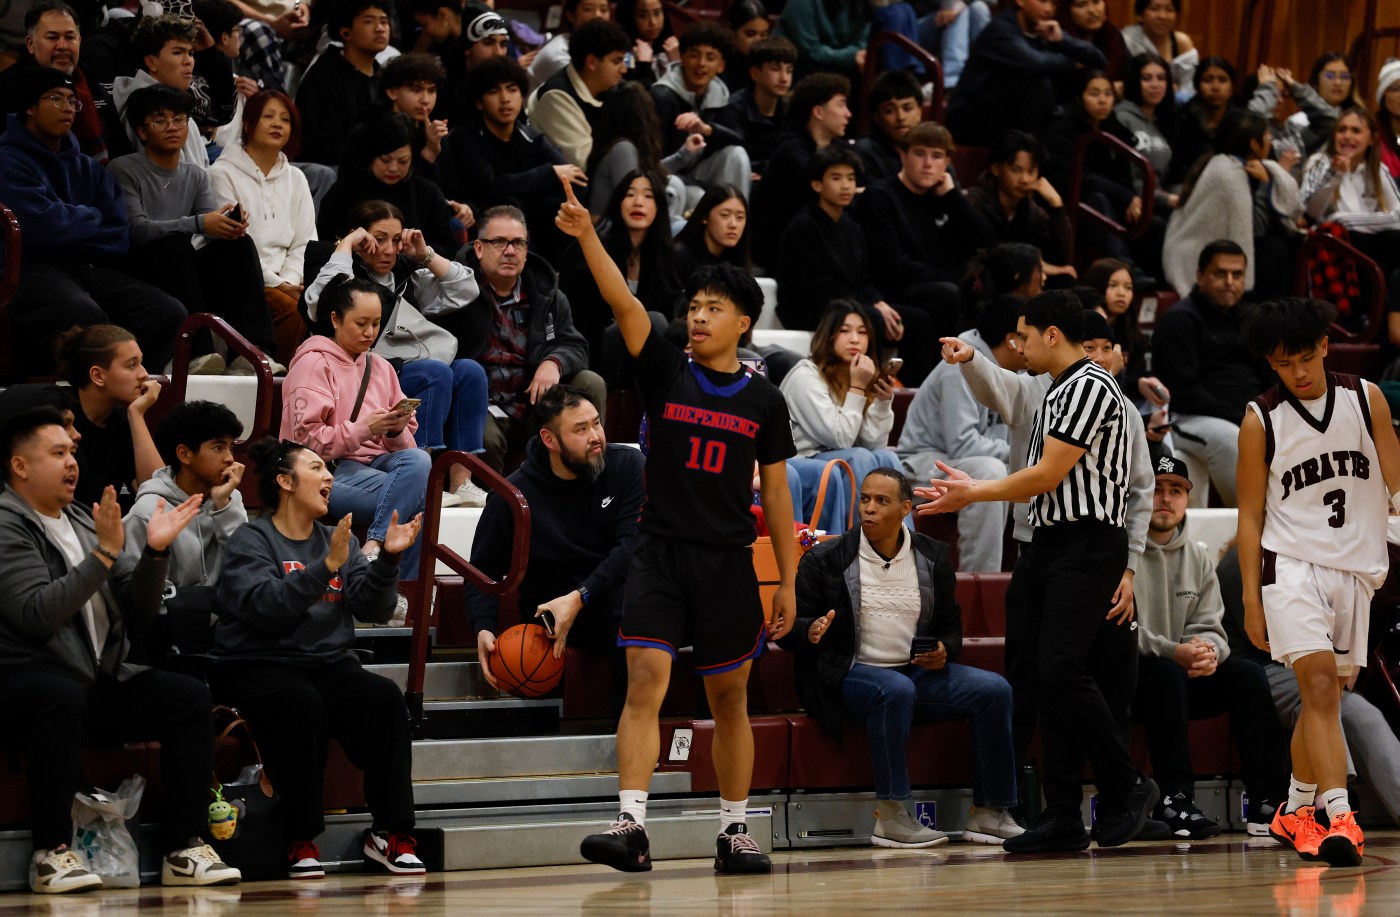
[581,813,652,872]
[714,823,771,874]
[1155,793,1222,839]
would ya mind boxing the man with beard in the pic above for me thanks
[467,385,644,710]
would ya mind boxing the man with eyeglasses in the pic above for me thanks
[440,204,605,472]
[0,67,187,378]
[0,1,118,164]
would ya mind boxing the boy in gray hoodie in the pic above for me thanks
[649,22,751,197]
[124,400,247,612]
[1131,456,1288,839]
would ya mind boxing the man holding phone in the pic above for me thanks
[781,468,1022,848]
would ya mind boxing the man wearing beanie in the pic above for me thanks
[0,66,186,377]
[1130,455,1289,840]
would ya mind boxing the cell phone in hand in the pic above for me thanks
[230,203,245,223]
[538,609,556,637]
[394,398,422,414]
[881,357,904,378]
[911,636,938,660]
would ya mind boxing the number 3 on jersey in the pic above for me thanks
[1324,488,1346,528]
[685,436,727,474]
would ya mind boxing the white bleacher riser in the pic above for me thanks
[1182,508,1237,563]
[187,376,261,434]
[755,277,781,330]
[752,329,812,354]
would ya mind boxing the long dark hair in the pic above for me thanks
[586,82,667,177]
[1084,258,1147,378]
[1307,51,1361,111]
[676,184,751,270]
[1176,110,1268,208]
[1122,52,1180,139]
[615,0,673,51]
[599,170,676,288]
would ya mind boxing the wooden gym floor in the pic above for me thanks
[3,833,1396,916]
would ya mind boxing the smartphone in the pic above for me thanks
[911,636,938,660]
[394,397,422,414]
[229,203,244,223]
[881,357,905,378]
[537,609,557,637]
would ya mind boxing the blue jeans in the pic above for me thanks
[842,661,1017,806]
[399,358,488,453]
[328,449,431,580]
[916,0,992,88]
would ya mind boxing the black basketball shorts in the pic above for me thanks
[618,534,767,676]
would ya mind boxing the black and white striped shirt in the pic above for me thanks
[1027,358,1131,528]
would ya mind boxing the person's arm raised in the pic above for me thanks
[554,174,652,358]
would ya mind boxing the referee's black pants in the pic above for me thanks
[210,658,416,843]
[1017,521,1139,814]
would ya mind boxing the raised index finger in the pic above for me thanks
[560,170,582,206]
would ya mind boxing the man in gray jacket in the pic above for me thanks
[1132,456,1288,839]
[0,407,240,893]
[898,295,1023,572]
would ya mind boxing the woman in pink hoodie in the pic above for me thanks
[281,276,430,580]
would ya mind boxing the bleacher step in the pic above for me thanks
[440,809,773,871]
[367,660,492,699]
[411,734,618,781]
[412,770,690,806]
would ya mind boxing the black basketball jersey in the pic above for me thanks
[632,329,796,547]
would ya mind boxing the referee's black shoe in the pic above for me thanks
[1095,776,1161,847]
[581,813,652,872]
[1001,809,1090,853]
[715,823,772,873]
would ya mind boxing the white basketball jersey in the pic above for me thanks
[1247,373,1389,586]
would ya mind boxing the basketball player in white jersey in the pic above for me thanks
[1238,298,1400,867]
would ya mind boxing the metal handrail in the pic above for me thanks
[1065,129,1157,266]
[404,450,530,730]
[1293,230,1387,345]
[857,31,946,135]
[165,313,276,444]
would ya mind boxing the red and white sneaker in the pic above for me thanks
[363,830,426,874]
[288,840,325,879]
[1317,811,1365,867]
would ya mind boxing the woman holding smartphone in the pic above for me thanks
[778,300,904,532]
[282,275,431,583]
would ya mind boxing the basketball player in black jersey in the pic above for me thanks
[555,178,798,874]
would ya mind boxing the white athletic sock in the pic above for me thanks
[619,790,648,826]
[719,798,748,834]
[1319,787,1351,823]
[1287,776,1319,814]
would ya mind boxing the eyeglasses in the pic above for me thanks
[1321,71,1352,81]
[478,237,529,252]
[146,114,190,127]
[40,94,82,112]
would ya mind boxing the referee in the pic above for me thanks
[917,290,1158,852]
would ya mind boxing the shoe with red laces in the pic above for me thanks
[1317,811,1365,867]
[288,840,325,879]
[1270,805,1325,860]
[363,830,426,874]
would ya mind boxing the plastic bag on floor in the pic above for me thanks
[72,774,145,888]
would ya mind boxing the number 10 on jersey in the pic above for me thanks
[685,436,728,474]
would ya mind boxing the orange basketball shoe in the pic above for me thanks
[1317,811,1365,867]
[1270,805,1326,860]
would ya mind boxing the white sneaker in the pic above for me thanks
[961,807,1025,844]
[389,593,409,627]
[452,481,489,507]
[162,840,241,886]
[363,831,426,874]
[440,487,465,508]
[188,353,226,376]
[871,804,949,849]
[30,845,102,894]
[224,356,255,376]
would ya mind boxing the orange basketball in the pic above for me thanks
[489,623,565,699]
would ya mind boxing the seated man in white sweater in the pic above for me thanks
[898,295,1022,571]
[1132,456,1289,839]
[781,469,1023,847]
